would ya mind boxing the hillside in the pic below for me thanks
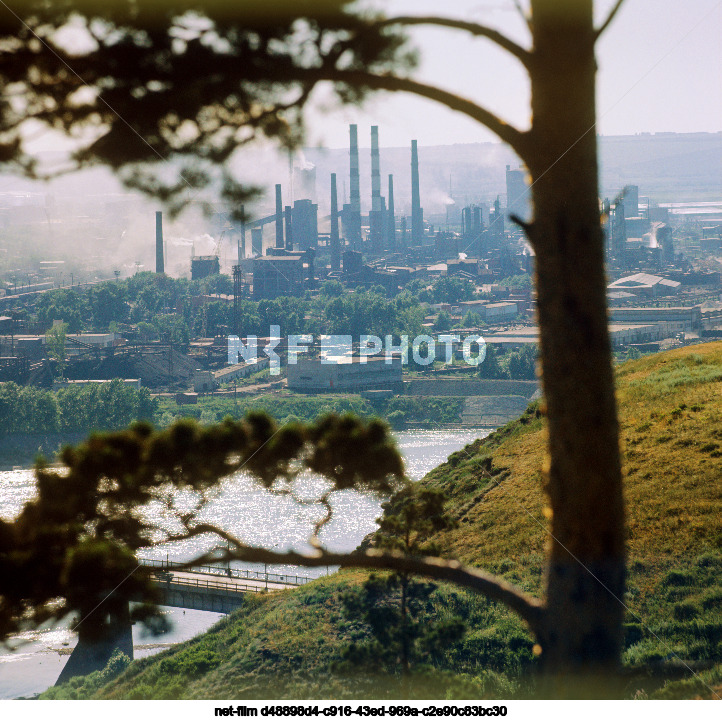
[306,132,722,211]
[43,343,722,700]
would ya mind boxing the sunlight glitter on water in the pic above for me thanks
[0,427,489,699]
[0,469,37,520]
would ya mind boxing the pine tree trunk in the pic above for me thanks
[527,0,625,684]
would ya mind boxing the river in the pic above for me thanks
[0,428,488,699]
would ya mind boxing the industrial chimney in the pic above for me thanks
[330,173,340,271]
[284,205,293,251]
[369,126,385,253]
[349,124,362,248]
[155,211,164,273]
[240,204,246,262]
[371,126,382,211]
[387,174,396,252]
[411,140,423,245]
[275,184,284,248]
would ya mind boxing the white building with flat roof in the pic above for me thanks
[288,355,403,393]
[459,300,518,322]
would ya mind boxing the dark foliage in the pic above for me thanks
[340,488,465,676]
[0,1,414,217]
[0,413,404,644]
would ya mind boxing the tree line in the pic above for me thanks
[25,273,502,343]
[0,380,157,435]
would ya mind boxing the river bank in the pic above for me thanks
[0,432,90,470]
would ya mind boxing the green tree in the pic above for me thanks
[136,321,157,342]
[461,311,481,328]
[478,343,506,380]
[235,300,263,337]
[0,0,631,684]
[153,314,190,348]
[45,322,68,379]
[257,297,308,336]
[422,277,476,305]
[341,488,464,679]
[499,274,533,291]
[320,280,344,298]
[192,274,234,296]
[126,273,179,323]
[89,282,129,330]
[36,290,86,333]
[433,310,452,332]
[506,345,538,380]
[194,300,232,337]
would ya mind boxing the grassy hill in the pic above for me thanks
[43,343,722,700]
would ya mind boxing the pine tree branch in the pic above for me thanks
[595,0,626,39]
[509,213,533,235]
[306,67,530,160]
[372,16,531,68]
[165,525,545,633]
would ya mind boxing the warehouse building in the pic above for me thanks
[458,300,518,323]
[287,355,403,393]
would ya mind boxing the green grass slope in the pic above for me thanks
[44,343,722,700]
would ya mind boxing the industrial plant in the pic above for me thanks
[0,128,720,402]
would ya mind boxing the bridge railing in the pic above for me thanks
[149,572,266,595]
[138,557,312,587]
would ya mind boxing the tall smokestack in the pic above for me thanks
[275,184,284,248]
[155,211,164,273]
[369,126,385,253]
[284,205,293,251]
[240,205,246,262]
[371,126,381,211]
[411,140,423,245]
[349,124,361,248]
[387,174,396,252]
[330,173,340,271]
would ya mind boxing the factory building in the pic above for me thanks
[607,273,681,299]
[458,300,518,323]
[287,355,403,393]
[213,358,270,386]
[342,250,363,279]
[623,185,639,218]
[52,378,141,391]
[291,199,319,250]
[482,321,684,350]
[252,254,306,300]
[330,173,341,271]
[505,165,529,223]
[191,255,220,280]
[609,306,702,332]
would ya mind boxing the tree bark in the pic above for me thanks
[526,0,625,682]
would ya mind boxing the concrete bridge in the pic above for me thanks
[56,558,312,685]
[139,558,311,613]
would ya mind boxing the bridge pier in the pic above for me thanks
[55,602,133,686]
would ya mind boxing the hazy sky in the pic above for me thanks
[304,0,722,148]
[16,0,722,190]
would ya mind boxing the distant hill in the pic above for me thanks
[2,132,719,217]
[599,133,722,200]
[306,132,722,212]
